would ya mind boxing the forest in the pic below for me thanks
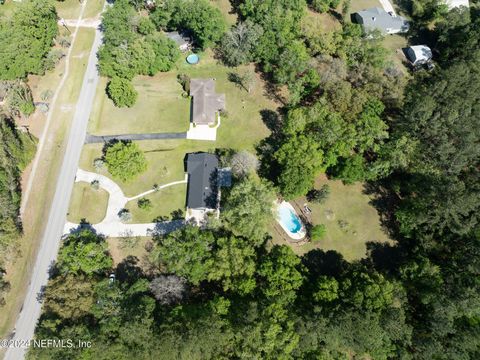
[12,0,480,359]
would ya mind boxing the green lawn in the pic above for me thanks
[302,8,342,32]
[107,236,152,267]
[79,140,213,197]
[67,181,109,224]
[125,183,187,223]
[271,176,393,261]
[56,0,104,20]
[349,0,381,13]
[89,75,191,135]
[211,0,237,26]
[382,34,410,74]
[90,50,274,151]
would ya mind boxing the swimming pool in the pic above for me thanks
[186,54,199,64]
[275,201,306,240]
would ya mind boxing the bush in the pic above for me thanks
[93,158,104,170]
[90,179,100,190]
[104,141,147,181]
[177,73,190,93]
[118,208,132,222]
[106,77,138,107]
[311,224,327,241]
[307,184,330,204]
[138,198,152,210]
[137,17,155,35]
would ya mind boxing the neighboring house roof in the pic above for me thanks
[190,79,226,125]
[165,31,190,47]
[354,7,410,33]
[186,153,219,209]
[406,45,433,65]
[444,0,469,9]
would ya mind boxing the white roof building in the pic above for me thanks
[444,0,469,9]
[406,45,433,65]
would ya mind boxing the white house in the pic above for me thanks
[406,45,433,65]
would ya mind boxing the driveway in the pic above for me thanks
[379,0,396,15]
[85,132,186,144]
[64,168,187,237]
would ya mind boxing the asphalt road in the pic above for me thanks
[4,23,104,360]
[85,132,187,143]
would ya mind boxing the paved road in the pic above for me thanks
[4,16,104,360]
[85,132,186,143]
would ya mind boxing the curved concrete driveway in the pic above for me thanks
[63,169,187,237]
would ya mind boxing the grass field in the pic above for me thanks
[67,181,109,224]
[90,50,274,150]
[79,140,212,197]
[89,75,191,135]
[302,8,342,32]
[349,0,381,13]
[271,176,393,261]
[211,0,237,26]
[79,50,277,205]
[125,183,187,223]
[56,0,105,19]
[107,237,152,267]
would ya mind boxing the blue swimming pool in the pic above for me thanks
[277,205,302,234]
[186,54,199,64]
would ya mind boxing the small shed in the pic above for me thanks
[166,31,191,52]
[406,45,433,65]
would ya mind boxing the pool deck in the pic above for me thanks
[275,201,307,241]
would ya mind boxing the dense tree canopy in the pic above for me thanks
[0,0,58,80]
[0,116,36,281]
[28,2,480,360]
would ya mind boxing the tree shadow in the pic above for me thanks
[364,241,404,274]
[260,109,283,134]
[116,255,144,284]
[362,181,400,240]
[301,249,347,279]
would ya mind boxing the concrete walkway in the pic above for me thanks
[63,169,187,237]
[59,18,101,29]
[85,132,186,144]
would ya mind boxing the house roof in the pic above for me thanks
[186,153,219,209]
[355,7,409,33]
[165,31,189,47]
[406,45,432,64]
[190,79,226,125]
[444,0,469,9]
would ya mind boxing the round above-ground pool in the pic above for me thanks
[186,54,200,64]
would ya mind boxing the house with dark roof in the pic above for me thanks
[353,7,409,34]
[190,79,225,126]
[185,153,219,224]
